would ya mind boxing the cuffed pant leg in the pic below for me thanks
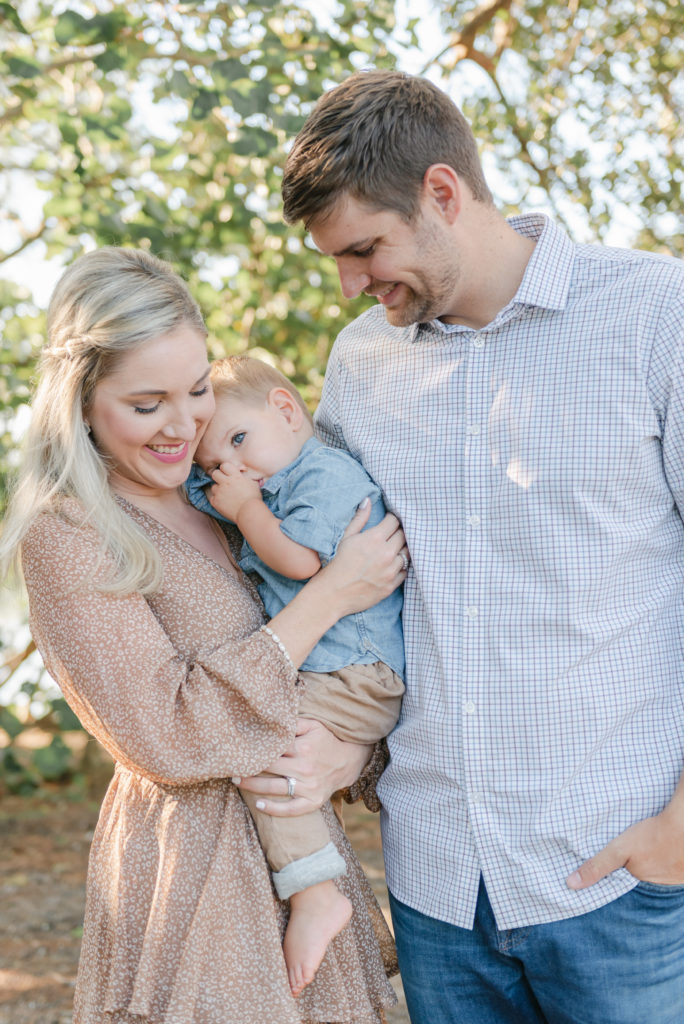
[239,787,346,899]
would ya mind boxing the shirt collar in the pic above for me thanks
[261,436,322,497]
[412,213,575,341]
[507,213,575,311]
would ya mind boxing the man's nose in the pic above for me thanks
[337,259,371,299]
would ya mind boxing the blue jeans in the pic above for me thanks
[389,877,684,1023]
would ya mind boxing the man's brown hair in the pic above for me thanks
[282,69,493,226]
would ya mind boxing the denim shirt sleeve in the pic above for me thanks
[277,448,382,561]
[184,464,234,524]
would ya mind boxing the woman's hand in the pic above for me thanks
[317,502,408,619]
[233,719,372,817]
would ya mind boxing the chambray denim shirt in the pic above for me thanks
[185,437,404,676]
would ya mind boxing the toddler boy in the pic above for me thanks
[185,355,404,996]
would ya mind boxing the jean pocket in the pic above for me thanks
[633,879,684,895]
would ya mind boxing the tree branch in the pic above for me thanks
[0,225,47,265]
[0,99,23,128]
[1,639,36,678]
[422,0,512,73]
[423,3,574,234]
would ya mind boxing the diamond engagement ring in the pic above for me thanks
[286,776,297,799]
[400,552,409,573]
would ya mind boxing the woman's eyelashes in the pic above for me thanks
[133,385,209,416]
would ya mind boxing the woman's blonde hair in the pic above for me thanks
[0,246,206,594]
[210,355,313,424]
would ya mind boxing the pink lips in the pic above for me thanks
[146,443,189,464]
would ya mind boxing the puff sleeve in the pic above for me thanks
[21,511,300,787]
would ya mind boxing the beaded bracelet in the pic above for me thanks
[259,624,296,673]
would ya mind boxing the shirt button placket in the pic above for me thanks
[463,330,488,821]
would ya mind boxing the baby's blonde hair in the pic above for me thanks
[210,356,313,425]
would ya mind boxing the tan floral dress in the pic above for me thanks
[21,498,398,1024]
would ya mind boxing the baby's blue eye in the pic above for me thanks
[231,432,245,447]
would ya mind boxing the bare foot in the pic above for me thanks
[284,880,352,997]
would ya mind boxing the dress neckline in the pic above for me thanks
[115,493,243,582]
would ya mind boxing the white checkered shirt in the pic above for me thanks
[315,215,684,930]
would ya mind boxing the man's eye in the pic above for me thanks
[231,432,245,447]
[354,245,375,258]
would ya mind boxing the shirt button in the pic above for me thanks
[467,423,481,436]
[465,606,478,619]
[464,701,476,714]
[467,514,481,527]
[472,334,485,348]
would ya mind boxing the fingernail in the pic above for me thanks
[256,800,265,810]
[566,871,582,889]
[359,497,370,508]
[231,777,241,784]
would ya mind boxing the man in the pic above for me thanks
[281,69,684,1023]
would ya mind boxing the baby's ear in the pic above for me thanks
[267,387,303,427]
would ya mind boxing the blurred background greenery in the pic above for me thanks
[1,0,682,791]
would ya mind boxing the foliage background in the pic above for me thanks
[1,0,682,788]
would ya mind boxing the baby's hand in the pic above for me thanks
[207,463,263,521]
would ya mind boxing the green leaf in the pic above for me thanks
[211,58,248,90]
[0,2,28,34]
[32,735,73,781]
[94,48,127,73]
[54,10,91,46]
[7,56,42,78]
[169,69,194,99]
[54,9,126,46]
[191,88,220,119]
[57,113,79,146]
[50,698,83,732]
[0,707,24,740]
[0,749,38,794]
[231,128,278,157]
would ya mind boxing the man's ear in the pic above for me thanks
[422,164,462,223]
[267,386,304,428]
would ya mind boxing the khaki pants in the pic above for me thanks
[240,661,403,895]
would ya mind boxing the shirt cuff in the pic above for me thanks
[341,739,389,813]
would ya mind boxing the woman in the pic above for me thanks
[0,247,406,1023]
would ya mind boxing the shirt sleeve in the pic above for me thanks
[646,261,684,513]
[21,512,300,787]
[184,464,234,524]
[314,345,348,451]
[278,448,382,561]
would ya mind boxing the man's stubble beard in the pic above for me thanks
[383,224,461,327]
